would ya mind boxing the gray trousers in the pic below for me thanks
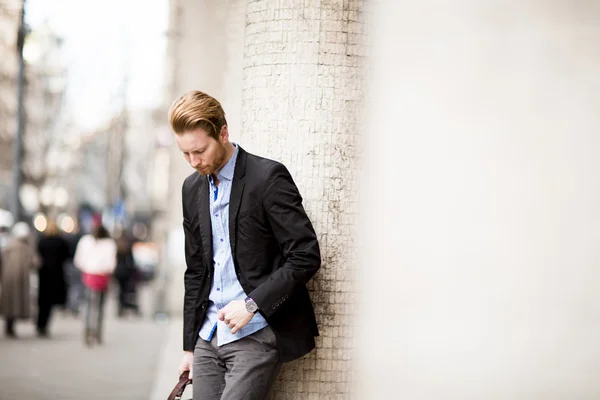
[193,326,281,400]
[84,290,106,338]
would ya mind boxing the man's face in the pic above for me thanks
[175,127,228,176]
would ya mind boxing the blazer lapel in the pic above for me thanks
[197,176,213,269]
[229,147,247,257]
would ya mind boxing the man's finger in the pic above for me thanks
[217,310,224,320]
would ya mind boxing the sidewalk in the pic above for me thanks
[0,285,168,400]
[149,317,193,400]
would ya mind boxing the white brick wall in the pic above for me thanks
[241,1,367,398]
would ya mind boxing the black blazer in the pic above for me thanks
[181,146,321,362]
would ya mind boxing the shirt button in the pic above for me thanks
[215,213,219,217]
[220,238,224,242]
[216,288,220,291]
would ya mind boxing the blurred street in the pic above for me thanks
[0,285,169,400]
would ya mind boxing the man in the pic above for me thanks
[170,90,321,399]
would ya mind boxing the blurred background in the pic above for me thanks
[0,0,366,398]
[2,0,600,399]
[0,0,174,398]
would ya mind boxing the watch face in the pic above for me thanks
[246,300,258,313]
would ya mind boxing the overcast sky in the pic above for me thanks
[26,0,169,131]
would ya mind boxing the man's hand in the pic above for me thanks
[178,351,194,377]
[218,300,254,334]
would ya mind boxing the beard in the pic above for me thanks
[195,142,227,176]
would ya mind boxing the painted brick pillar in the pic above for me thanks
[240,0,367,398]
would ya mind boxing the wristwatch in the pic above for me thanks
[245,297,259,314]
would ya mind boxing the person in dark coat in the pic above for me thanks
[36,219,70,337]
[114,234,140,317]
[64,223,84,316]
[0,222,40,337]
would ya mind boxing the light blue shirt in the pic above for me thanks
[198,144,268,345]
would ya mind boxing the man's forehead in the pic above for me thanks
[175,129,213,150]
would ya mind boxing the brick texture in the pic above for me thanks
[240,1,367,398]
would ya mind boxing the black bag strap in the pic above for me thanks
[167,371,192,400]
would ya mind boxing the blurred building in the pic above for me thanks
[72,107,162,236]
[0,0,21,209]
[123,108,168,220]
[160,0,367,397]
[0,1,69,221]
[74,116,123,212]
[20,23,68,217]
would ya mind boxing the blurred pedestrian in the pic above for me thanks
[0,226,10,250]
[0,222,40,338]
[74,221,116,345]
[64,221,84,316]
[36,219,70,337]
[0,211,12,250]
[114,234,140,317]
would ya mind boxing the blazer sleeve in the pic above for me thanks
[182,183,206,351]
[248,163,321,318]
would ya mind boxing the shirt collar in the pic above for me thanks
[214,143,238,182]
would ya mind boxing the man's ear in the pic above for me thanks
[219,125,229,143]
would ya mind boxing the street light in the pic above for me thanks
[58,214,74,233]
[33,213,47,232]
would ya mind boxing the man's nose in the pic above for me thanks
[190,155,201,168]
